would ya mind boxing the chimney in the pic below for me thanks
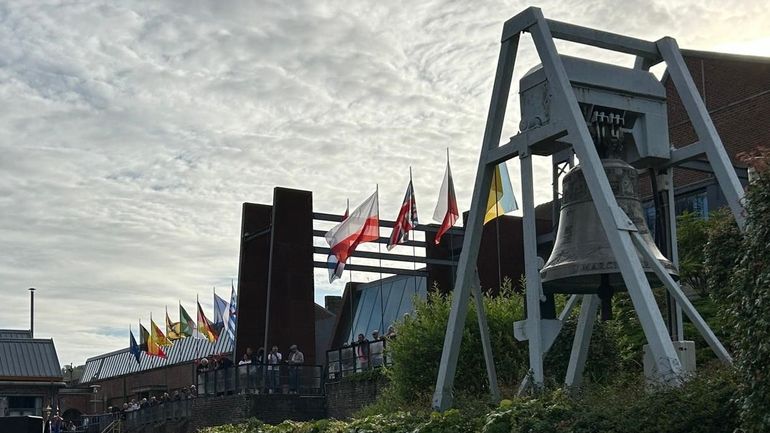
[29,288,35,338]
[324,295,343,316]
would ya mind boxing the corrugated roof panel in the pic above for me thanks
[0,329,33,339]
[0,338,62,379]
[80,334,233,383]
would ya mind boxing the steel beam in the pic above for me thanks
[432,34,520,412]
[486,122,567,166]
[521,153,546,388]
[565,295,600,388]
[631,232,732,364]
[472,281,501,403]
[312,261,427,277]
[544,19,660,60]
[657,37,746,231]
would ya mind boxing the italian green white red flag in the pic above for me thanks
[325,191,379,268]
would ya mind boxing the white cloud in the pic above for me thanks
[0,0,767,365]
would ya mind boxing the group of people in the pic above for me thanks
[119,386,197,414]
[44,410,76,433]
[196,344,306,394]
[241,344,306,394]
[347,326,397,370]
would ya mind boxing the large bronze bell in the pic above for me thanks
[540,159,678,306]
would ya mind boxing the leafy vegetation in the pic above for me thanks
[201,368,738,433]
[728,149,770,433]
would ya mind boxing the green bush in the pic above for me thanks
[384,282,527,403]
[203,367,738,433]
[729,154,770,433]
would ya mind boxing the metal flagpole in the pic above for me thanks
[262,204,277,378]
[410,167,418,295]
[345,198,356,343]
[447,149,457,291]
[376,185,385,333]
[494,165,503,291]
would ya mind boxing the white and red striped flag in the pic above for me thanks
[433,157,458,244]
[327,201,350,283]
[387,178,418,250]
[325,191,379,272]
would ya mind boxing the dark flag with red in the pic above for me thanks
[387,178,419,250]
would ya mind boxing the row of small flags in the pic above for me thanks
[128,283,237,365]
[325,155,518,283]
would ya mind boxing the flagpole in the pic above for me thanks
[376,185,385,334]
[347,199,357,343]
[447,149,453,284]
[410,167,418,295]
[494,165,503,292]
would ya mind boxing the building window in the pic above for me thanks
[675,191,709,219]
[1,396,43,416]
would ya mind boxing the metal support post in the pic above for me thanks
[564,295,600,388]
[517,294,578,395]
[528,11,683,384]
[657,37,746,231]
[521,152,545,388]
[663,169,684,341]
[432,34,520,412]
[631,232,732,364]
[472,279,501,402]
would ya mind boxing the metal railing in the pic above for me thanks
[325,339,391,380]
[123,399,192,429]
[79,413,120,433]
[196,363,323,396]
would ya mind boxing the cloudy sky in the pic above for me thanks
[1,1,768,366]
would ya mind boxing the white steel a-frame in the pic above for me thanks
[432,7,745,411]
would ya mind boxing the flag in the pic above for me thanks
[151,318,172,347]
[180,304,195,338]
[166,311,182,341]
[325,191,379,269]
[484,163,518,224]
[327,202,350,283]
[433,158,459,244]
[147,321,167,358]
[213,292,228,337]
[139,323,149,352]
[227,281,237,341]
[197,301,218,343]
[388,178,419,250]
[129,330,141,365]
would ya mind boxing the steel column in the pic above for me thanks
[564,295,600,388]
[657,37,746,231]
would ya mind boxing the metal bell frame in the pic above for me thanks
[432,7,746,411]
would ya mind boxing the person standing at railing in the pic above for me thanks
[267,345,282,394]
[287,344,304,394]
[354,333,369,371]
[51,410,63,433]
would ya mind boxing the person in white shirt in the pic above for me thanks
[287,344,304,394]
[267,345,282,393]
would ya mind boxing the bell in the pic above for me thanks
[540,159,678,301]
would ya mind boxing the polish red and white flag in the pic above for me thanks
[433,158,459,244]
[327,201,350,283]
[325,191,379,267]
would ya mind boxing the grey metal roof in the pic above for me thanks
[0,338,62,379]
[0,329,33,339]
[80,333,234,384]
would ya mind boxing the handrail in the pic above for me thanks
[325,339,392,381]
